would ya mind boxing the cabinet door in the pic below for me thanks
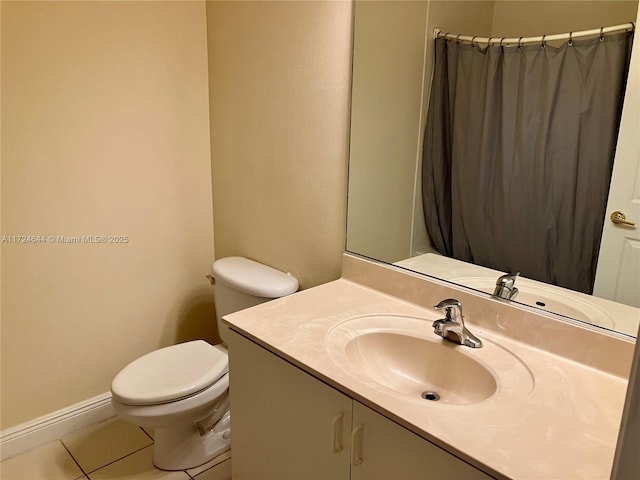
[351,402,492,480]
[228,331,353,480]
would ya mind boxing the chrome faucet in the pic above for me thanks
[493,272,519,300]
[432,299,483,348]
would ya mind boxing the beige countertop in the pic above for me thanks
[223,254,634,480]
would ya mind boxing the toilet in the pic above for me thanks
[110,256,299,471]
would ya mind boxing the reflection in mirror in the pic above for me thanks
[346,0,640,337]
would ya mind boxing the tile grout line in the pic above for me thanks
[58,439,89,479]
[190,457,231,480]
[140,426,154,442]
[69,443,154,476]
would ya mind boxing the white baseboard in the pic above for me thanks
[0,392,115,461]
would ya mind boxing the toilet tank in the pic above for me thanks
[211,257,299,343]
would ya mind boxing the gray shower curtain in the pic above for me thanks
[422,32,633,294]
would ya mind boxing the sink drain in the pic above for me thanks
[421,391,440,401]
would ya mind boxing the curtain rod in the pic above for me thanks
[434,22,635,47]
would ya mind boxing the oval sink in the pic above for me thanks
[326,314,534,405]
[345,331,496,404]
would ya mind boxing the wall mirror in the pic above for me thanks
[346,0,640,337]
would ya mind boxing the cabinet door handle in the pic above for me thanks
[331,412,344,453]
[351,424,364,466]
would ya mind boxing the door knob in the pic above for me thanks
[610,211,636,227]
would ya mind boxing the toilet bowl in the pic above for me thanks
[111,341,231,470]
[110,256,299,471]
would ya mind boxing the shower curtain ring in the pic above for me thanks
[500,37,506,47]
[541,34,546,49]
[568,32,573,46]
[456,34,462,44]
[444,32,451,42]
[471,36,478,47]
[518,37,523,50]
[600,26,605,41]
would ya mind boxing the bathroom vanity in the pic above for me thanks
[228,329,489,479]
[223,254,634,480]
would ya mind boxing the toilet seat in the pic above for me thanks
[111,340,228,406]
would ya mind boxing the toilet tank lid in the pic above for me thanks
[211,256,299,298]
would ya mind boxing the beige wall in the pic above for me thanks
[206,1,353,289]
[429,0,495,37]
[1,1,214,429]
[491,1,638,38]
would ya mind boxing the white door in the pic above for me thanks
[593,16,640,309]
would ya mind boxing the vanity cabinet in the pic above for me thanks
[349,401,490,480]
[228,330,352,479]
[228,330,492,480]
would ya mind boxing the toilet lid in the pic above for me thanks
[111,340,228,406]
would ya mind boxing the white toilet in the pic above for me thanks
[110,256,299,471]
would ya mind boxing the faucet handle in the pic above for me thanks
[494,272,520,300]
[496,272,519,288]
[433,298,463,322]
[434,298,461,309]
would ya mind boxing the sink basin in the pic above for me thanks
[345,331,496,404]
[326,314,534,405]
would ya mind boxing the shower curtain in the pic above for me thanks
[422,32,633,294]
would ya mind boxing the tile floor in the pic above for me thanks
[0,418,231,480]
